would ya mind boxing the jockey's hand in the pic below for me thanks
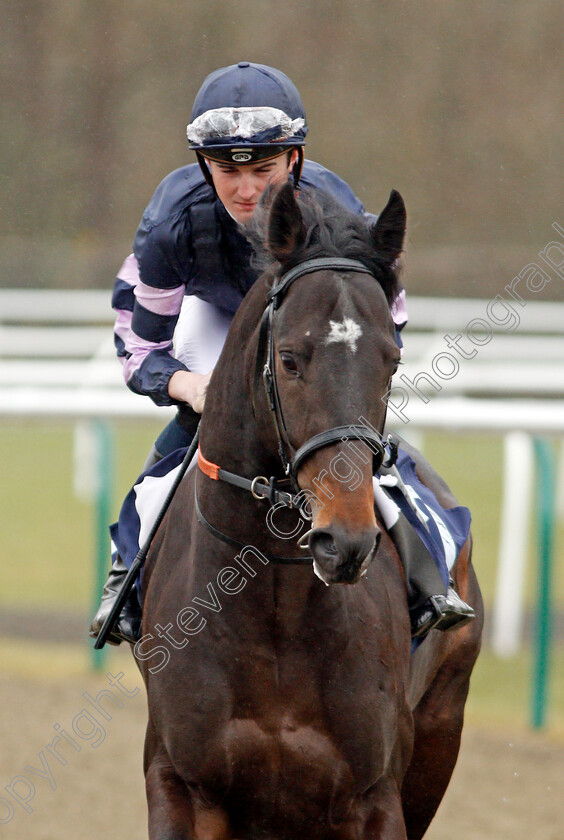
[168,370,212,413]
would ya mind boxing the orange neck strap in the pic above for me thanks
[197,447,221,481]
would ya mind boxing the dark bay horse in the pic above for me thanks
[137,183,483,839]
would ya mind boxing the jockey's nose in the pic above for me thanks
[237,171,257,200]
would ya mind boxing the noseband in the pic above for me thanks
[255,257,394,492]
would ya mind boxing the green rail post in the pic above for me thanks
[91,420,114,672]
[531,437,556,729]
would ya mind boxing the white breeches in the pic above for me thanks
[174,295,232,374]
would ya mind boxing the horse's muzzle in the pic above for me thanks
[308,524,381,585]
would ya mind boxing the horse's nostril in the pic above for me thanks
[309,530,338,558]
[374,528,381,552]
[308,526,379,571]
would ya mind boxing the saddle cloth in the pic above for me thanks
[110,447,471,602]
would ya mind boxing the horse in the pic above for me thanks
[136,182,483,840]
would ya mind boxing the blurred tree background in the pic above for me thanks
[1,0,563,297]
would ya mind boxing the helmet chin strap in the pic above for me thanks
[292,147,304,188]
[196,152,217,193]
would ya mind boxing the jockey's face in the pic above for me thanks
[207,150,299,223]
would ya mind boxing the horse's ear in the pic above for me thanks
[372,190,406,264]
[267,181,306,264]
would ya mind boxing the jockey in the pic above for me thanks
[90,61,474,646]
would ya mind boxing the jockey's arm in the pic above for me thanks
[112,252,214,413]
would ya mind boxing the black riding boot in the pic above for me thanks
[385,501,475,640]
[409,580,475,639]
[89,555,142,645]
[89,426,179,648]
[378,459,475,640]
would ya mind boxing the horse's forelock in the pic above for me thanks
[245,188,401,306]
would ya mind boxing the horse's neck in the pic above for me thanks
[200,362,265,478]
[199,286,277,476]
[193,296,326,618]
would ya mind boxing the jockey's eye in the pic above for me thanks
[279,351,300,376]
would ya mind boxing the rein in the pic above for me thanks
[198,447,296,506]
[197,256,398,563]
[196,448,313,563]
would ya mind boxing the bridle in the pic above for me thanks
[196,255,398,561]
[256,256,394,492]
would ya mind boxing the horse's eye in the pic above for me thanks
[279,352,300,375]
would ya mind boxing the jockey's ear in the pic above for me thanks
[371,189,406,265]
[267,181,306,264]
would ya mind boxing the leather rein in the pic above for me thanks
[196,256,397,563]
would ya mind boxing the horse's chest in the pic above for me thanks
[209,713,369,830]
[187,681,400,829]
[224,714,352,788]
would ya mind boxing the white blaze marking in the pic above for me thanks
[324,317,363,353]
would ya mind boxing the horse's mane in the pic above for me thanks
[245,186,402,306]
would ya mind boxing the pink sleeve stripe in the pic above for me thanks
[114,308,133,345]
[121,333,174,385]
[391,289,408,326]
[134,281,186,318]
[117,253,140,286]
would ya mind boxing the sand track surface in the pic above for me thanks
[1,666,562,839]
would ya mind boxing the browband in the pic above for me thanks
[268,257,375,309]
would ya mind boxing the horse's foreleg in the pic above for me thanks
[402,556,483,839]
[401,638,480,837]
[359,777,407,840]
[400,677,467,840]
[145,736,232,840]
[145,747,195,840]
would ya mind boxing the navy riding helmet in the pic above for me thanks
[187,61,308,184]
